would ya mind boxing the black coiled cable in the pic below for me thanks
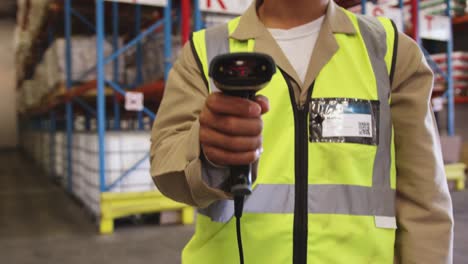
[234,195,245,264]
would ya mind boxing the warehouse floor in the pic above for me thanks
[0,150,467,263]
[0,151,194,264]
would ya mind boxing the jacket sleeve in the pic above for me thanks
[150,41,230,208]
[391,32,454,263]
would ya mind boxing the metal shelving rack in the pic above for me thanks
[19,0,202,234]
[358,0,461,136]
[411,0,456,136]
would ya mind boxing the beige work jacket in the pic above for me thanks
[150,1,454,263]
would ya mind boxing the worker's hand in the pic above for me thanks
[200,92,270,166]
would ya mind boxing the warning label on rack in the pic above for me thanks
[365,3,404,32]
[419,15,451,41]
[125,92,144,111]
[104,0,168,7]
[200,0,253,15]
[105,0,252,15]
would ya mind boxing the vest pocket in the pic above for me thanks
[309,98,380,146]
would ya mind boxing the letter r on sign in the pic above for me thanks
[207,0,227,9]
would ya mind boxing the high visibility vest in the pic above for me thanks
[186,9,398,264]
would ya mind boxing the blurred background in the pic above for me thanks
[0,0,467,263]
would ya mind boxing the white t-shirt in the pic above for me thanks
[268,16,325,83]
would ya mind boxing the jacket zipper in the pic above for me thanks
[280,70,314,264]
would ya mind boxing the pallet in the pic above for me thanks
[445,163,466,191]
[99,191,194,234]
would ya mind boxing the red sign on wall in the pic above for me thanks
[200,0,252,15]
[419,15,451,41]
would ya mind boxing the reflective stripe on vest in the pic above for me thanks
[358,16,393,189]
[199,15,396,223]
[205,24,230,93]
[200,184,395,222]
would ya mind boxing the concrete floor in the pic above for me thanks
[0,151,194,264]
[452,190,468,263]
[0,151,467,263]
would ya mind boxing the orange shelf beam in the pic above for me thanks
[62,80,98,102]
[116,80,165,104]
[453,15,468,25]
[455,97,468,104]
[25,78,165,115]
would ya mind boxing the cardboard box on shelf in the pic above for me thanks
[124,33,181,85]
[68,131,156,215]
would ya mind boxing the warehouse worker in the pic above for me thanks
[150,0,454,263]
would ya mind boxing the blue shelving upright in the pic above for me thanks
[19,0,201,233]
[360,0,456,135]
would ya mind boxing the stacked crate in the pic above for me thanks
[72,132,156,216]
[45,37,121,88]
[72,133,86,204]
[124,33,182,85]
[54,132,66,185]
[17,37,121,110]
[431,52,468,96]
[420,0,467,16]
[15,0,50,82]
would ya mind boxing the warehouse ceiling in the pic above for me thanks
[0,0,17,19]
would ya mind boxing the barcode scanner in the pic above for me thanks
[209,53,276,264]
[209,53,276,197]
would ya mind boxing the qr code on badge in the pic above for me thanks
[358,122,371,136]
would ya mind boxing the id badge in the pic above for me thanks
[309,98,380,145]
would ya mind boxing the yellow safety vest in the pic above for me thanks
[186,10,398,264]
